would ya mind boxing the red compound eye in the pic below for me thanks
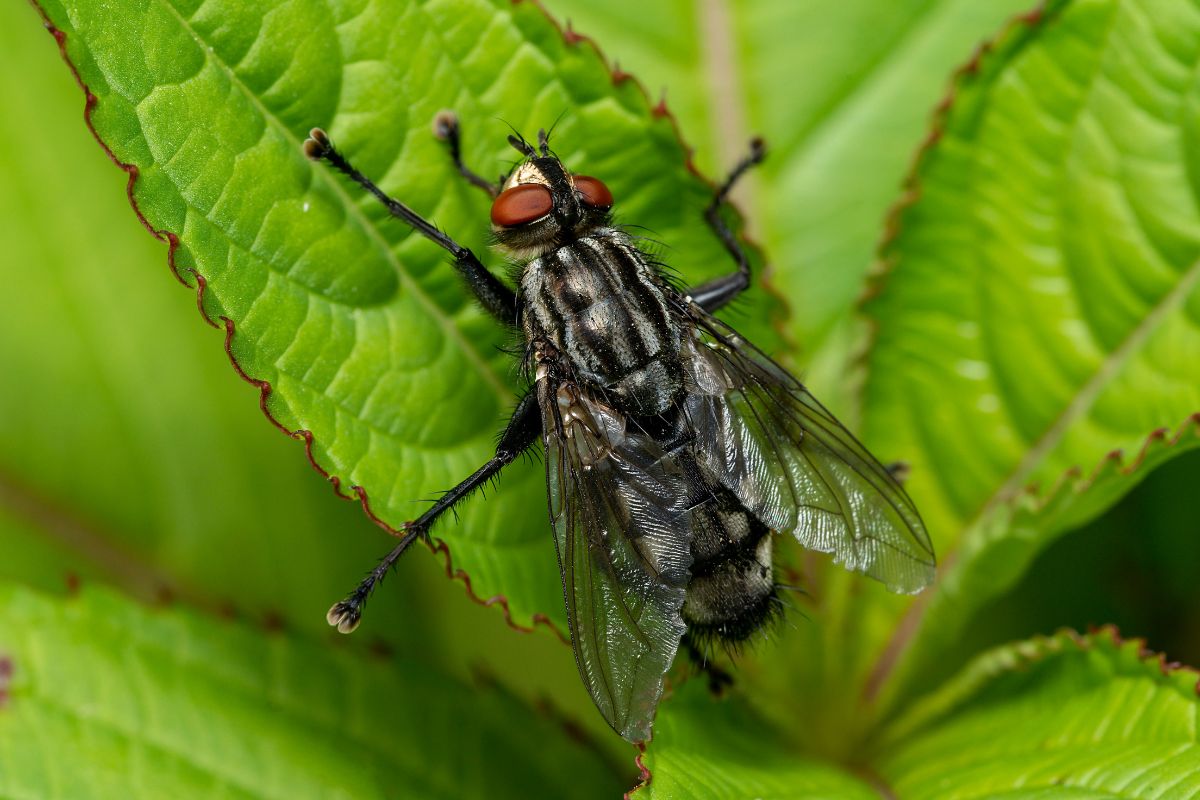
[574,175,613,209]
[491,184,553,227]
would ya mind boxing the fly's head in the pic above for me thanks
[490,128,614,258]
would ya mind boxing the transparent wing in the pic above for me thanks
[680,309,935,593]
[540,381,693,742]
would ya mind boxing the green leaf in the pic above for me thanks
[888,415,1200,706]
[915,447,1200,694]
[0,584,624,799]
[1,2,612,751]
[877,630,1200,798]
[859,0,1200,710]
[863,0,1200,556]
[637,630,1200,798]
[636,682,879,800]
[31,0,747,632]
[0,2,383,623]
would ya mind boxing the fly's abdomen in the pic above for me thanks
[521,230,683,414]
[682,487,779,645]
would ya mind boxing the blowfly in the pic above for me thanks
[303,113,935,742]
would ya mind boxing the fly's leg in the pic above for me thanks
[682,635,735,696]
[432,110,504,198]
[686,138,768,313]
[886,461,911,485]
[303,128,517,324]
[327,392,541,633]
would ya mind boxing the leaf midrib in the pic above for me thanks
[153,0,512,404]
[973,259,1200,529]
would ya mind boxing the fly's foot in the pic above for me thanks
[885,460,911,485]
[303,128,333,161]
[700,661,734,696]
[432,109,459,141]
[327,596,363,634]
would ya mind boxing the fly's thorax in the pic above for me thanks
[521,230,685,415]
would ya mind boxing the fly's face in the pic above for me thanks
[490,132,614,258]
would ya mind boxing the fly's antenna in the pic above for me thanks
[542,109,568,150]
[507,133,536,157]
[537,127,551,156]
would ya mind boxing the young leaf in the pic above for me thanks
[0,584,625,799]
[30,0,746,633]
[635,630,1200,798]
[877,629,1200,798]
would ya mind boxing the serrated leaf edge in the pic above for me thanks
[866,412,1200,702]
[862,0,1058,306]
[878,624,1200,750]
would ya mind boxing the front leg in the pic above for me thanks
[686,138,767,313]
[432,110,504,198]
[303,128,518,324]
[327,391,541,633]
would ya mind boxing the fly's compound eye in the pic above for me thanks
[573,175,613,210]
[491,184,554,227]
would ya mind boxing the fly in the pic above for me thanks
[303,113,935,742]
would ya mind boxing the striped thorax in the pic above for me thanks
[520,228,683,416]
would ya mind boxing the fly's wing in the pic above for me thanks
[680,308,935,593]
[540,380,693,742]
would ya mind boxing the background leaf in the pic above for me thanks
[965,447,1200,669]
[857,0,1200,714]
[0,584,624,799]
[878,630,1200,798]
[639,628,1200,799]
[887,415,1200,707]
[864,0,1200,556]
